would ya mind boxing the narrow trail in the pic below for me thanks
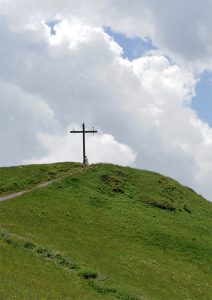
[0,179,56,202]
[0,191,27,202]
[0,165,91,203]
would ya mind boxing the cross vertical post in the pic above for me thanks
[82,123,86,164]
[70,123,98,165]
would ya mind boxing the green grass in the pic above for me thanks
[0,163,211,299]
[0,238,112,300]
[0,162,83,196]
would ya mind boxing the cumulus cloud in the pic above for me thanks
[0,3,212,201]
[25,129,136,166]
[1,0,212,71]
[0,80,56,166]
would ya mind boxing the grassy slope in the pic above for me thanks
[0,162,83,196]
[0,163,211,300]
[0,241,106,300]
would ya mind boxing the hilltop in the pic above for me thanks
[0,162,211,300]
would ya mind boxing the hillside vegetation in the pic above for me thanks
[0,162,211,300]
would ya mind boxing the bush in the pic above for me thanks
[100,173,127,194]
[183,204,192,214]
[142,194,176,211]
[78,270,98,279]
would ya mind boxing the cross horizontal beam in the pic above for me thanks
[70,130,97,133]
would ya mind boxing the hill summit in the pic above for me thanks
[0,162,211,300]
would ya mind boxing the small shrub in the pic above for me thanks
[79,270,98,279]
[89,281,116,294]
[183,204,191,214]
[23,241,35,249]
[113,187,124,193]
[54,252,62,260]
[59,257,70,267]
[68,263,80,270]
[158,176,168,184]
[36,247,49,256]
[142,195,176,211]
[100,173,126,194]
[116,293,140,300]
[48,171,57,177]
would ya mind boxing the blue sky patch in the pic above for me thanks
[104,27,156,60]
[46,20,59,35]
[191,71,212,126]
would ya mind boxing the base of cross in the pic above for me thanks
[84,156,89,165]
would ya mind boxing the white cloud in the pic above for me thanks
[0,80,56,166]
[25,130,136,167]
[1,0,212,71]
[0,5,212,201]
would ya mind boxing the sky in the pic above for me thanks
[0,0,212,201]
[105,27,212,127]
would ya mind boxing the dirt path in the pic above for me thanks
[0,178,59,202]
[0,166,91,203]
[0,191,27,202]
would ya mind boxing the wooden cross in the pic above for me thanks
[70,123,98,164]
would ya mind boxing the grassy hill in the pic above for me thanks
[0,162,211,300]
